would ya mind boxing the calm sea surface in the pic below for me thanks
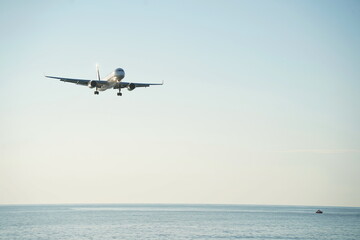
[0,204,359,240]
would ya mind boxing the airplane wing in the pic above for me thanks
[45,76,108,86]
[115,81,164,89]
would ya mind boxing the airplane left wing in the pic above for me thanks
[115,81,164,89]
[45,76,108,87]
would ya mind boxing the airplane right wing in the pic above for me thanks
[45,76,108,87]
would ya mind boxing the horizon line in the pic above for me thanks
[0,202,359,208]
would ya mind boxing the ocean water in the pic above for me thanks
[0,204,359,240]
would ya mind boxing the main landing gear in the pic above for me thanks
[94,90,99,95]
[117,88,122,96]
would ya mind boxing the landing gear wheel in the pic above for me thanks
[117,92,122,96]
[94,91,99,95]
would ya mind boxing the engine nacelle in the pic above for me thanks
[88,80,97,88]
[127,83,136,91]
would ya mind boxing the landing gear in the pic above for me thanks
[94,90,99,95]
[117,92,122,96]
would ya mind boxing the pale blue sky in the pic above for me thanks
[0,0,359,206]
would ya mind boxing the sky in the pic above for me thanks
[0,0,359,207]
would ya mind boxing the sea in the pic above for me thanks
[0,204,359,240]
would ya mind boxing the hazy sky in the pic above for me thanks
[0,0,359,207]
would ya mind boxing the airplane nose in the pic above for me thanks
[115,71,124,76]
[114,70,125,80]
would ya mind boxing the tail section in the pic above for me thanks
[96,64,101,80]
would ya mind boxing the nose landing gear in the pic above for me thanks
[117,88,122,96]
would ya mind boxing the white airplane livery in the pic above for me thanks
[46,65,163,96]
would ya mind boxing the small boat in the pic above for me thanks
[316,210,323,214]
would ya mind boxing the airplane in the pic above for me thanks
[46,65,163,96]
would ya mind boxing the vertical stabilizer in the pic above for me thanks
[96,64,101,80]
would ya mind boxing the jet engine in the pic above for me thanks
[127,83,136,91]
[88,80,97,88]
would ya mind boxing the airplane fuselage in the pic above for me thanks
[97,68,125,91]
